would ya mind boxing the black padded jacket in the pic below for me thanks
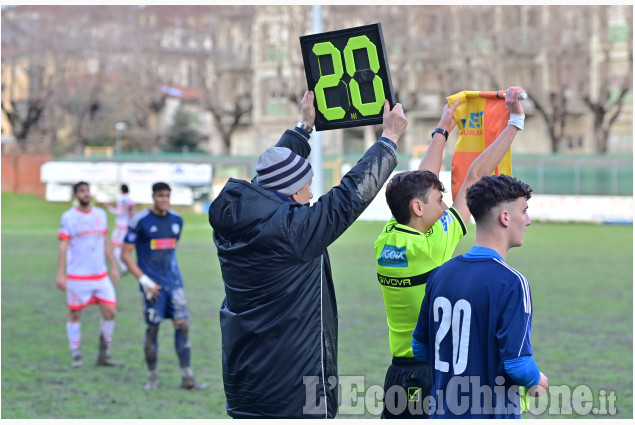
[209,128,398,418]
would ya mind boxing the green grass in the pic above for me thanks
[1,192,632,418]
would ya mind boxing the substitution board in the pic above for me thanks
[299,23,395,131]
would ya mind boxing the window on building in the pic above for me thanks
[608,25,630,43]
[263,80,287,118]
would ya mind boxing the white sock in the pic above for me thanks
[181,367,194,379]
[67,322,81,356]
[100,319,115,352]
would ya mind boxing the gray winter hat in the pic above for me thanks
[255,147,314,196]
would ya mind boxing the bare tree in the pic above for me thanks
[271,6,310,109]
[0,82,50,152]
[581,6,633,153]
[2,6,133,153]
[115,6,174,153]
[1,8,56,151]
[54,7,124,152]
[190,5,257,154]
[2,5,631,156]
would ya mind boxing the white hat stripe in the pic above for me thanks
[258,155,303,184]
[267,162,312,190]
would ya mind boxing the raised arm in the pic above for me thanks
[452,86,525,223]
[288,100,407,259]
[299,90,315,130]
[418,100,460,176]
[274,90,315,159]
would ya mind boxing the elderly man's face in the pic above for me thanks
[291,180,313,205]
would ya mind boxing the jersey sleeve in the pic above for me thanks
[58,213,71,240]
[176,216,183,241]
[496,273,533,361]
[426,207,467,264]
[124,216,140,244]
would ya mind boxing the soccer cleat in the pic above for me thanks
[144,372,159,390]
[95,355,124,367]
[71,354,83,368]
[96,333,124,366]
[179,376,208,390]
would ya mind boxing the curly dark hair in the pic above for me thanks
[466,174,533,222]
[385,170,444,225]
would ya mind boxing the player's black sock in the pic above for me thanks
[144,324,159,370]
[174,322,190,369]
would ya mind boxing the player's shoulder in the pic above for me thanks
[129,208,152,228]
[91,206,108,223]
[167,209,183,221]
[490,257,529,287]
[61,207,76,218]
[92,205,106,215]
[375,218,397,242]
[434,207,467,236]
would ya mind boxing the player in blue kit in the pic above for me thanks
[121,182,206,391]
[412,175,548,418]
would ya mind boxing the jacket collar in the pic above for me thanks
[263,188,294,203]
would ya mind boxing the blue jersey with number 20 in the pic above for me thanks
[412,247,533,419]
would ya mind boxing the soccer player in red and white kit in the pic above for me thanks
[56,181,123,368]
[105,184,136,274]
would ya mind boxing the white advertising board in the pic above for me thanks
[528,195,633,224]
[169,163,212,185]
[119,163,212,185]
[41,162,118,183]
[45,182,194,205]
[355,165,633,225]
[41,161,211,206]
[45,183,73,202]
[120,163,172,183]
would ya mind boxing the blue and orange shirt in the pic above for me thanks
[125,209,184,290]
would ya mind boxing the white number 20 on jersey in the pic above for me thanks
[433,297,471,375]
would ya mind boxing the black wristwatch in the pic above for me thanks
[296,121,313,134]
[431,127,449,141]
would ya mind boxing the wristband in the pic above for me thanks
[139,274,157,290]
[431,127,449,141]
[508,113,525,130]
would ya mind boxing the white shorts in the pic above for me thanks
[66,274,117,311]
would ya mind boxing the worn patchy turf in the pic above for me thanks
[2,193,632,418]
